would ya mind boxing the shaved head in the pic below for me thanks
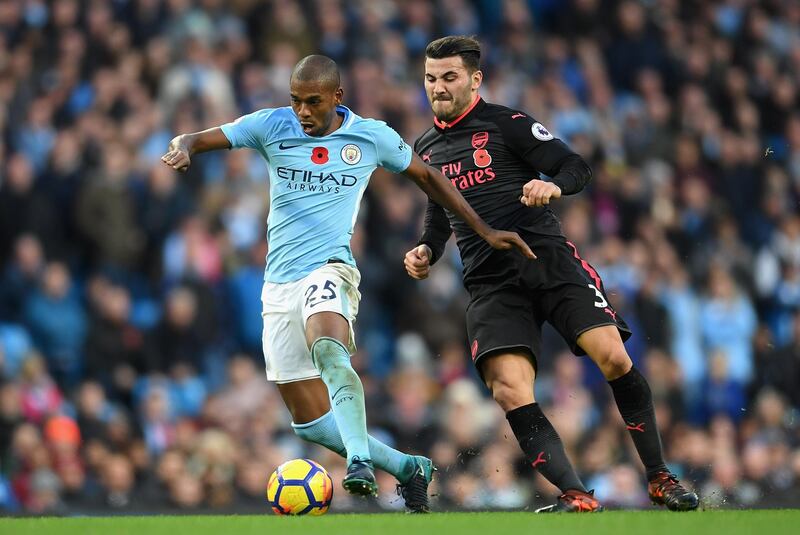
[289,55,344,136]
[291,55,341,90]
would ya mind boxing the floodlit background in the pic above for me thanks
[0,0,799,514]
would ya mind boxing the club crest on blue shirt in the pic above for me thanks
[340,144,362,165]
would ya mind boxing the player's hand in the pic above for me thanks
[404,244,433,280]
[161,136,191,172]
[520,179,561,207]
[485,230,536,259]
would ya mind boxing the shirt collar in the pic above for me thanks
[298,105,353,138]
[337,105,354,129]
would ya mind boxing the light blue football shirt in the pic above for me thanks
[220,105,413,283]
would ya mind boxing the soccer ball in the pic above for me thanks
[267,459,333,515]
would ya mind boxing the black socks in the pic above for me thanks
[608,367,669,480]
[506,403,587,493]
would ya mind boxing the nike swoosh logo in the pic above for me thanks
[279,142,301,150]
[331,384,352,401]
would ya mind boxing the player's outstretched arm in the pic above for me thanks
[402,153,536,259]
[161,127,231,172]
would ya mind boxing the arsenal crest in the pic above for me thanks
[471,131,491,167]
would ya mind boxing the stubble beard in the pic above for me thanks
[432,94,470,123]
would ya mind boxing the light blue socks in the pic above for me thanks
[311,337,371,464]
[292,410,416,483]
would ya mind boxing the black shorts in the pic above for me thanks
[465,234,631,372]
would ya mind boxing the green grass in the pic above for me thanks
[1,510,797,535]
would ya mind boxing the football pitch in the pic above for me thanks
[1,510,797,535]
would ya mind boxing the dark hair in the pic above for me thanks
[425,35,481,72]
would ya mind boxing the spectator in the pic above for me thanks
[24,262,87,387]
[58,459,96,511]
[75,381,115,443]
[699,265,758,385]
[0,381,23,457]
[74,142,144,271]
[0,156,60,267]
[698,351,747,425]
[754,312,800,408]
[139,385,175,456]
[225,242,268,354]
[169,473,205,510]
[18,354,63,425]
[26,469,64,514]
[211,356,270,436]
[145,287,203,373]
[84,285,146,404]
[0,236,44,325]
[94,455,142,511]
[138,163,194,282]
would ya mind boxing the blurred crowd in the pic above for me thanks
[1,0,800,514]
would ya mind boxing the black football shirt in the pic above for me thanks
[414,97,592,283]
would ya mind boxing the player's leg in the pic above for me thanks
[465,280,601,513]
[277,377,430,500]
[478,351,601,513]
[304,310,367,460]
[304,309,377,495]
[299,262,436,501]
[479,351,587,492]
[577,325,668,477]
[283,377,433,512]
[262,272,370,495]
[264,266,433,503]
[542,238,698,511]
[277,377,331,424]
[577,326,699,511]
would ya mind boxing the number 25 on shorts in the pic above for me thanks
[305,280,337,308]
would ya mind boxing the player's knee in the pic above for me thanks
[592,345,631,380]
[487,376,533,412]
[310,337,350,372]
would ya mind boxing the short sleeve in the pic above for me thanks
[219,108,275,150]
[372,123,413,173]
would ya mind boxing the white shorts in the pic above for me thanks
[261,262,361,383]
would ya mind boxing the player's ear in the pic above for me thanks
[471,70,483,91]
[334,87,343,105]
